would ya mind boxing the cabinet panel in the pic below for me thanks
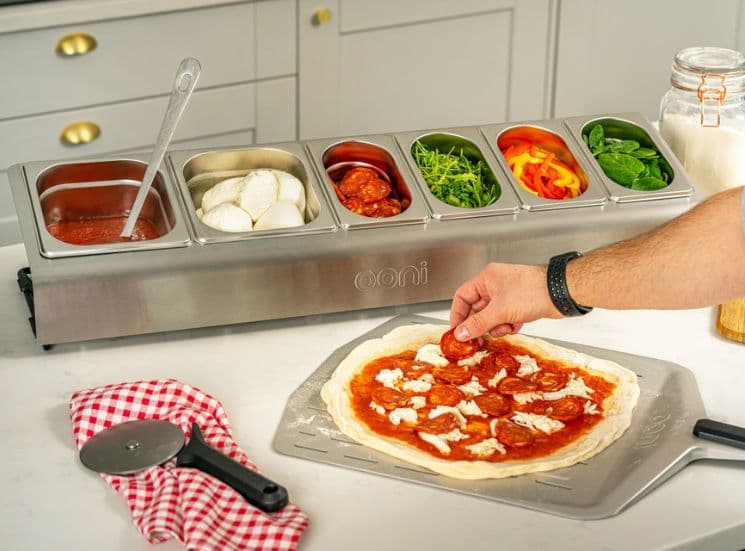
[338,0,513,33]
[0,2,256,119]
[256,0,296,78]
[553,0,741,120]
[0,83,256,169]
[0,171,22,246]
[299,0,551,139]
[256,77,296,143]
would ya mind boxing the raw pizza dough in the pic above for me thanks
[321,324,640,479]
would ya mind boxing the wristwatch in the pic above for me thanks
[547,251,593,317]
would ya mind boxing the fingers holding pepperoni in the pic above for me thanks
[440,328,478,361]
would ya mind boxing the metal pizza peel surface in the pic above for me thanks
[79,419,186,475]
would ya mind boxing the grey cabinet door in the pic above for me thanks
[298,0,553,139]
[553,0,742,121]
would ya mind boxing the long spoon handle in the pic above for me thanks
[121,58,201,237]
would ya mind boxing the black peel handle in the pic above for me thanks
[693,418,745,450]
[176,423,289,513]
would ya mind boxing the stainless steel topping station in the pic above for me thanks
[9,114,695,346]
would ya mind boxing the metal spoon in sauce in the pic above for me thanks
[120,58,201,238]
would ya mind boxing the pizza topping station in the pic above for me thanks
[350,332,616,461]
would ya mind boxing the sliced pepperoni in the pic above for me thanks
[392,357,418,371]
[418,413,458,433]
[440,328,479,361]
[358,178,392,203]
[547,397,583,421]
[481,352,518,374]
[475,393,511,416]
[495,419,534,448]
[497,377,538,395]
[339,167,377,196]
[432,365,471,385]
[342,196,366,215]
[428,385,464,406]
[371,387,409,410]
[332,182,346,202]
[534,370,568,392]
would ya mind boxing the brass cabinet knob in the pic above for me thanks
[60,121,101,145]
[56,32,98,57]
[311,8,331,26]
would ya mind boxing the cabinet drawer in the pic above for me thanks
[339,0,513,32]
[0,2,256,120]
[0,83,256,169]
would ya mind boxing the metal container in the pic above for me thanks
[395,126,520,219]
[563,113,694,203]
[481,120,608,211]
[21,158,190,258]
[305,135,429,229]
[168,143,336,244]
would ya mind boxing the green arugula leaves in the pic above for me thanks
[585,124,669,191]
[412,141,498,208]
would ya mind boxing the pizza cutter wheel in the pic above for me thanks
[80,419,288,513]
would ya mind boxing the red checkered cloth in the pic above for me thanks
[69,379,309,551]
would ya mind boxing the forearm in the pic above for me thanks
[567,186,745,310]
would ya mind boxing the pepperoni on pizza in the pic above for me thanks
[321,324,640,479]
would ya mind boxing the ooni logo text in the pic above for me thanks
[354,261,429,290]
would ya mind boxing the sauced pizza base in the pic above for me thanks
[348,340,616,462]
[321,324,640,479]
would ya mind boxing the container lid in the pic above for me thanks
[672,47,745,94]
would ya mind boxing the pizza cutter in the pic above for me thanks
[79,420,288,513]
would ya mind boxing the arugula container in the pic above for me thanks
[305,135,428,229]
[394,127,520,220]
[481,120,608,211]
[168,143,336,244]
[563,113,693,203]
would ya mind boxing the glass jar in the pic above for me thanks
[659,47,745,198]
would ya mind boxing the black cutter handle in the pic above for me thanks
[176,423,289,513]
[693,418,745,450]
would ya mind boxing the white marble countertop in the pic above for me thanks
[1,242,745,550]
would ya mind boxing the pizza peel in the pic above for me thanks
[80,420,288,513]
[272,314,745,520]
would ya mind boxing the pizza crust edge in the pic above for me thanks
[321,324,640,480]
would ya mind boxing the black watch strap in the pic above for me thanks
[547,251,593,317]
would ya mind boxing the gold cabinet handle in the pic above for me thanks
[60,121,101,145]
[311,8,331,26]
[56,32,97,57]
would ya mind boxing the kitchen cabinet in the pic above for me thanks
[553,0,744,121]
[0,0,296,246]
[298,0,555,139]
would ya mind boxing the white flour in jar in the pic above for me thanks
[661,114,745,198]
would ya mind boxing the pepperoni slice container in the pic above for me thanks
[9,113,695,346]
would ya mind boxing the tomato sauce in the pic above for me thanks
[349,340,616,462]
[47,216,161,245]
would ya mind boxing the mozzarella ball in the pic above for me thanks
[196,208,204,219]
[254,200,304,231]
[200,176,243,213]
[273,170,307,214]
[238,169,279,221]
[201,203,253,232]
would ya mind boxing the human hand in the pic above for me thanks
[449,263,562,341]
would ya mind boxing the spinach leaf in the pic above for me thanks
[588,124,605,153]
[632,176,668,191]
[646,158,663,180]
[607,140,640,154]
[597,153,645,186]
[630,147,658,159]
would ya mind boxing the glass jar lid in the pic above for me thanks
[672,47,745,94]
